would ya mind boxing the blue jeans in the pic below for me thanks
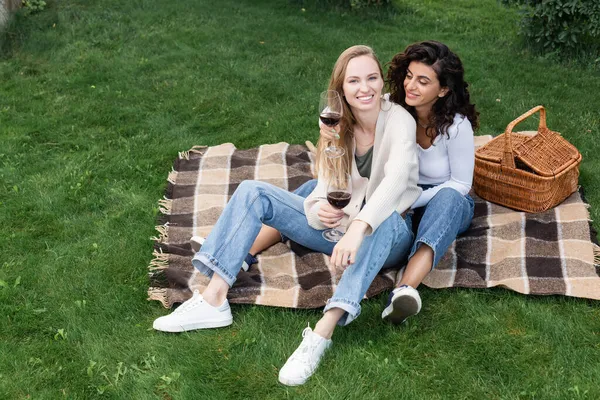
[408,186,474,269]
[295,180,474,270]
[192,180,414,326]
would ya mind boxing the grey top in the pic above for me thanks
[354,146,373,179]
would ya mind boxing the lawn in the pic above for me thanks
[1,0,600,398]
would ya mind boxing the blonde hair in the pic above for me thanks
[317,45,384,183]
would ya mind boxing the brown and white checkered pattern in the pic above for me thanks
[148,141,600,309]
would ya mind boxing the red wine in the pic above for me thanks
[319,112,342,127]
[327,191,351,209]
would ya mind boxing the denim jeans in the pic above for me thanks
[293,180,473,270]
[408,186,474,269]
[192,180,413,326]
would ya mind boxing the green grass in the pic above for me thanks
[1,0,600,398]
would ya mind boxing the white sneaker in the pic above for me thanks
[190,236,251,272]
[153,290,233,332]
[381,285,422,324]
[278,325,332,386]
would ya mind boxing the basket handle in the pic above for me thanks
[502,105,547,168]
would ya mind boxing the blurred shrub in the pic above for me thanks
[22,0,47,15]
[500,0,600,56]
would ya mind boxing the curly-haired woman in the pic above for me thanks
[378,40,479,324]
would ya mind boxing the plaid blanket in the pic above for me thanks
[148,139,600,308]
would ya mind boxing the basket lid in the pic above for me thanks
[475,132,532,163]
[477,106,582,176]
[513,127,581,176]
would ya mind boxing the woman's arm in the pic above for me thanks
[411,116,474,209]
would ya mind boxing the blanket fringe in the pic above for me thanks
[179,145,208,161]
[167,169,178,184]
[148,249,169,271]
[151,223,169,243]
[147,288,170,308]
[594,245,600,269]
[158,197,172,215]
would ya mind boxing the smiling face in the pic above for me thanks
[342,55,384,113]
[403,61,448,115]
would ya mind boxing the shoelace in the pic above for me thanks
[173,290,203,314]
[290,327,321,366]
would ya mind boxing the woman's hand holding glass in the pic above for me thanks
[317,202,344,228]
[322,173,352,242]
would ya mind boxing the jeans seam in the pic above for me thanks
[419,193,463,255]
[213,187,262,261]
[460,196,475,233]
[360,224,393,301]
[434,194,464,248]
[325,216,398,324]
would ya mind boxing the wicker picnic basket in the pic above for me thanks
[473,105,581,213]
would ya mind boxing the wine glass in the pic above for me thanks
[319,90,344,158]
[322,173,352,242]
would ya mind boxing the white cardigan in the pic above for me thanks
[304,99,421,234]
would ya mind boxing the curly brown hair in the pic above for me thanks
[387,41,479,144]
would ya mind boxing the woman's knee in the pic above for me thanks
[370,212,412,248]
[230,180,271,206]
[235,180,271,196]
[370,212,401,237]
[432,187,463,204]
[293,179,317,198]
[431,188,473,222]
[236,179,257,192]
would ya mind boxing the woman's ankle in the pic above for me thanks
[313,323,334,340]
[314,309,344,339]
[202,274,230,307]
[202,290,227,307]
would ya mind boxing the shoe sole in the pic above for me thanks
[153,318,233,333]
[278,376,307,386]
[382,295,419,325]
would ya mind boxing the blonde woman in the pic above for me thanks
[153,45,420,386]
[320,41,478,324]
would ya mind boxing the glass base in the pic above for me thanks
[324,146,345,158]
[322,228,344,242]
